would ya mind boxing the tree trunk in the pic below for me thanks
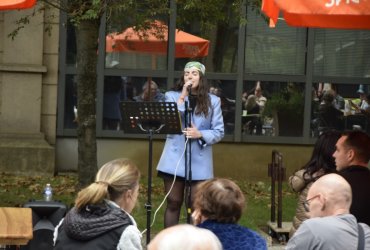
[75,19,100,187]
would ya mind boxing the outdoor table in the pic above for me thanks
[0,207,33,246]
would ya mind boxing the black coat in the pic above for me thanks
[339,165,370,226]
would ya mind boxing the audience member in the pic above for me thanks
[289,130,341,237]
[134,80,165,102]
[192,178,267,250]
[53,158,142,250]
[286,173,370,249]
[333,130,370,226]
[147,224,222,250]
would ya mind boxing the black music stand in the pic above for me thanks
[120,101,182,244]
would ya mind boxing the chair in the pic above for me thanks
[21,201,67,250]
[317,107,344,134]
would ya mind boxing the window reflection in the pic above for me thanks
[245,9,306,75]
[176,2,239,73]
[64,75,77,129]
[314,30,370,78]
[243,81,305,137]
[105,17,168,70]
[209,80,236,135]
[311,83,370,137]
[66,24,77,65]
[102,76,167,131]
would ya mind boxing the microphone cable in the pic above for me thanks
[140,137,190,236]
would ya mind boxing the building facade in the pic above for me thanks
[1,2,369,179]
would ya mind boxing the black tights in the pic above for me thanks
[163,178,199,228]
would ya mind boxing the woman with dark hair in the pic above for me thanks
[54,158,142,250]
[289,130,341,237]
[192,178,267,250]
[156,61,224,228]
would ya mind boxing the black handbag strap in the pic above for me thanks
[358,223,365,250]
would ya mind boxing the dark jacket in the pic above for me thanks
[54,202,132,250]
[339,165,370,226]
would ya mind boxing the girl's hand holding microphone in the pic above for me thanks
[183,123,202,139]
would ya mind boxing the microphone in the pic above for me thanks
[186,81,192,92]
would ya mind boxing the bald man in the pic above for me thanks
[147,224,222,250]
[286,173,370,250]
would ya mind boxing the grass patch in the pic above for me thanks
[0,173,297,235]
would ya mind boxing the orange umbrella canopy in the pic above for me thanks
[262,0,370,29]
[0,0,36,10]
[106,21,209,58]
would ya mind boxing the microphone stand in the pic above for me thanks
[184,88,193,224]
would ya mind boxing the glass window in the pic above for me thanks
[243,81,305,137]
[105,10,168,70]
[64,75,78,129]
[66,23,77,65]
[175,2,240,73]
[102,76,167,131]
[209,80,236,135]
[310,83,370,137]
[245,9,306,75]
[313,30,370,78]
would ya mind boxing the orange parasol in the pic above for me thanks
[106,21,209,58]
[262,0,370,29]
[0,0,36,10]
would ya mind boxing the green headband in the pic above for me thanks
[184,61,206,75]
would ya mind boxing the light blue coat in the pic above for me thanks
[156,91,224,180]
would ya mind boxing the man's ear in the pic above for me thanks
[347,148,355,162]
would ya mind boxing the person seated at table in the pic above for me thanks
[348,85,369,113]
[134,80,165,102]
[243,94,262,135]
[316,91,344,131]
[331,84,345,110]
[192,178,267,250]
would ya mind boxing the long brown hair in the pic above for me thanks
[173,74,211,117]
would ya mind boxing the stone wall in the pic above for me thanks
[0,4,59,176]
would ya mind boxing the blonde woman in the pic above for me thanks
[54,158,142,250]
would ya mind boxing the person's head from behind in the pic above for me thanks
[304,173,351,218]
[147,224,222,250]
[333,130,370,171]
[303,130,341,179]
[245,94,257,111]
[193,178,245,224]
[74,158,140,213]
[322,90,334,105]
